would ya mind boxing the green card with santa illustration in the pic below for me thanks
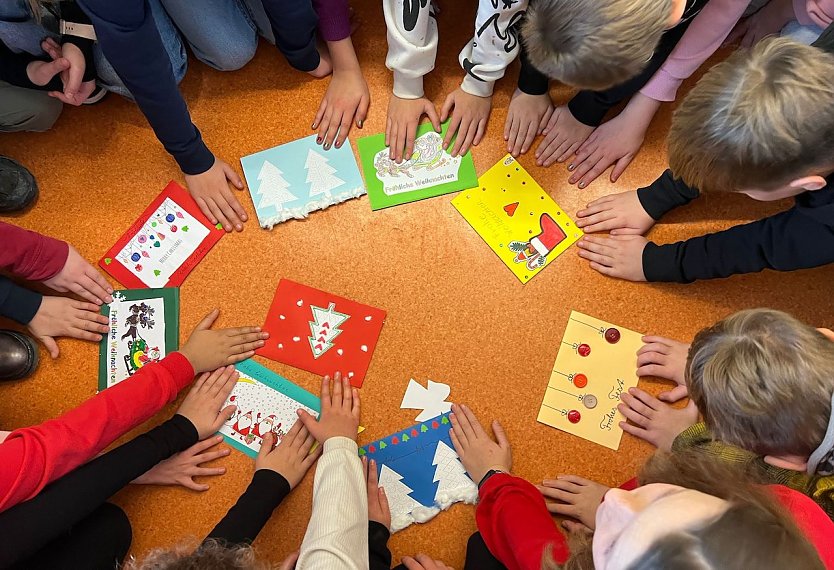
[357,121,478,210]
[97,288,179,390]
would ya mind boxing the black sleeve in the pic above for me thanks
[517,41,549,96]
[0,277,43,325]
[0,414,197,568]
[0,41,61,91]
[58,1,96,82]
[636,169,700,220]
[206,469,291,545]
[812,21,834,54]
[642,207,834,282]
[567,15,691,127]
[369,521,393,570]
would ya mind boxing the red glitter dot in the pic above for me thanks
[573,373,588,388]
[578,343,591,357]
[567,410,581,424]
[604,328,621,344]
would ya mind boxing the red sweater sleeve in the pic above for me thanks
[0,352,194,512]
[476,474,571,570]
[769,485,834,569]
[0,222,69,282]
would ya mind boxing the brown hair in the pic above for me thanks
[668,37,834,193]
[687,309,834,458]
[521,0,672,91]
[124,538,266,570]
[540,452,824,569]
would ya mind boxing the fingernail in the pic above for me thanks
[241,214,248,221]
[311,123,317,129]
[358,120,363,128]
[578,182,586,189]
[324,143,331,150]
[316,137,322,144]
[568,164,576,171]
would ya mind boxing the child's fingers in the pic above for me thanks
[539,106,554,132]
[636,363,665,378]
[507,116,519,151]
[284,418,304,446]
[385,117,392,148]
[335,110,352,148]
[213,404,238,431]
[258,432,275,460]
[444,115,462,151]
[404,121,417,160]
[341,376,352,410]
[321,375,332,408]
[208,197,234,232]
[503,113,513,141]
[312,100,327,130]
[640,336,675,347]
[355,94,369,128]
[298,430,316,456]
[545,500,579,517]
[629,387,662,410]
[303,443,323,467]
[180,478,211,492]
[538,485,577,503]
[195,308,220,331]
[453,404,478,439]
[425,103,441,132]
[188,435,224,456]
[206,365,234,395]
[449,423,464,455]
[492,420,509,448]
[192,447,229,465]
[658,386,689,403]
[473,118,487,146]
[296,409,319,435]
[378,486,390,516]
[440,93,454,123]
[332,372,344,407]
[620,420,649,440]
[278,551,300,570]
[617,401,651,427]
[368,458,379,490]
[521,122,536,154]
[449,409,468,445]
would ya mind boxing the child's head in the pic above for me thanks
[686,309,834,474]
[521,0,678,90]
[668,37,834,199]
[126,539,264,569]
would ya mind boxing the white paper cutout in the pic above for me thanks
[256,161,298,212]
[378,464,434,532]
[308,302,349,359]
[401,379,453,422]
[305,148,345,198]
[432,440,478,506]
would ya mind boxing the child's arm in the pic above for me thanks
[383,0,438,100]
[0,222,69,282]
[504,43,553,157]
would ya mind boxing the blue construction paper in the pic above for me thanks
[240,135,365,228]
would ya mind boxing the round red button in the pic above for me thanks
[604,328,621,344]
[577,343,591,357]
[572,373,588,388]
[567,410,581,424]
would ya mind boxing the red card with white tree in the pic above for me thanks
[256,279,386,387]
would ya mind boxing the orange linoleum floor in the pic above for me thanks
[2,1,834,567]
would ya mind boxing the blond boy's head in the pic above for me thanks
[669,38,834,197]
[686,309,834,463]
[521,0,673,91]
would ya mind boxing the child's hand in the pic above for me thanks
[618,387,699,450]
[132,435,229,491]
[386,95,441,162]
[535,106,594,167]
[312,39,370,150]
[537,475,609,530]
[504,89,553,157]
[26,57,70,87]
[176,365,239,439]
[255,423,320,488]
[27,297,110,358]
[449,403,511,485]
[577,235,648,281]
[184,158,247,232]
[576,191,655,235]
[364,456,391,529]
[441,88,491,157]
[637,336,691,402]
[40,38,95,105]
[401,555,454,570]
[179,309,268,374]
[42,245,113,305]
[297,372,360,443]
[278,552,300,570]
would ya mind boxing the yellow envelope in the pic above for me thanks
[452,155,582,283]
[537,311,643,450]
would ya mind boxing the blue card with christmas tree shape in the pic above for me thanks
[360,412,477,532]
[241,135,365,229]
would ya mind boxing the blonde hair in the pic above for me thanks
[521,0,672,91]
[124,538,266,570]
[687,309,834,458]
[539,452,824,569]
[668,37,834,193]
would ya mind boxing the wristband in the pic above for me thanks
[60,20,96,41]
[478,469,507,489]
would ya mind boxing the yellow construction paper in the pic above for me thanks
[452,155,582,283]
[537,311,643,450]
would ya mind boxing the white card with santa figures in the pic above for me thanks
[218,359,321,457]
[240,135,365,229]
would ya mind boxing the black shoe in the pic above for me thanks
[0,157,38,214]
[0,330,39,381]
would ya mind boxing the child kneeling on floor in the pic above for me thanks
[619,308,834,519]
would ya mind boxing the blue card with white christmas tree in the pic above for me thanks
[359,412,477,532]
[240,135,365,229]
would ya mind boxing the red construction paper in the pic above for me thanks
[257,279,386,387]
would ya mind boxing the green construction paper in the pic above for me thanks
[357,121,478,210]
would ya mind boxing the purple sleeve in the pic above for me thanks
[312,0,351,42]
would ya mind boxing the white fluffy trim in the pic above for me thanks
[258,186,366,229]
[390,482,479,533]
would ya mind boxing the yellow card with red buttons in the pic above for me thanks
[451,155,582,283]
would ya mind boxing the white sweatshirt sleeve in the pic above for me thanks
[384,0,438,99]
[459,0,528,97]
[297,437,369,570]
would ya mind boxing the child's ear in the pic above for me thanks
[789,176,828,192]
[763,454,809,472]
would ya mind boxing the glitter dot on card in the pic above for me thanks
[278,343,283,349]
[292,336,300,342]
[279,315,285,320]
[337,349,344,355]
[360,345,368,352]
[365,316,372,321]
[348,372,354,378]
[296,300,303,307]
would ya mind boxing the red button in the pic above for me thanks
[604,328,621,344]
[573,373,588,388]
[578,343,591,357]
[567,410,581,424]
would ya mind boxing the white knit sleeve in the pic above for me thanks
[384,0,439,99]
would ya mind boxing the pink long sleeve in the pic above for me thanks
[794,0,834,27]
[640,0,749,102]
[0,222,68,282]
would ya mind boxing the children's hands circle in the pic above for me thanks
[575,191,655,236]
[27,296,110,358]
[449,404,512,485]
[577,235,648,282]
[43,245,113,305]
[255,422,320,488]
[535,106,594,167]
[132,435,229,491]
[364,456,391,530]
[618,387,699,451]
[537,475,610,529]
[179,309,268,374]
[637,336,691,400]
[185,159,247,232]
[504,89,553,157]
[386,95,441,162]
[297,373,361,443]
[440,88,491,157]
[176,365,239,439]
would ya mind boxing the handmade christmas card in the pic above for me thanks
[357,122,478,210]
[219,359,321,457]
[537,311,643,450]
[451,155,583,284]
[360,412,477,532]
[401,378,452,422]
[240,135,365,228]
[98,288,179,390]
[256,279,386,387]
[99,182,224,289]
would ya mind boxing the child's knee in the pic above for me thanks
[0,91,63,133]
[197,36,257,71]
[95,503,133,562]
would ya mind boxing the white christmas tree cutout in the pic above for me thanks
[378,464,423,528]
[305,148,345,198]
[256,160,298,212]
[401,379,452,422]
[308,302,349,358]
[432,440,477,505]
